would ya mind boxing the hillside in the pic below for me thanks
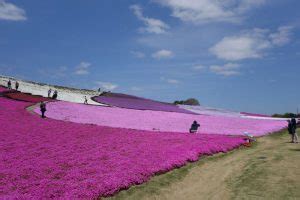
[0,76,295,199]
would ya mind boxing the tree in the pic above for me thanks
[272,113,298,118]
[173,98,200,106]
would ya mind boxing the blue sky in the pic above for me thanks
[0,0,299,114]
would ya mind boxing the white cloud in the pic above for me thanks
[0,0,27,21]
[152,49,174,59]
[130,4,169,34]
[269,26,293,46]
[95,81,118,91]
[268,79,276,83]
[210,63,241,76]
[192,65,206,70]
[166,79,179,84]
[210,26,293,61]
[130,51,145,58]
[74,62,90,75]
[210,30,271,61]
[154,0,265,24]
[160,76,180,84]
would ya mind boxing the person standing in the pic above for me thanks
[288,120,294,142]
[48,89,52,98]
[40,102,47,118]
[7,79,12,89]
[291,118,298,143]
[15,81,19,91]
[84,96,88,104]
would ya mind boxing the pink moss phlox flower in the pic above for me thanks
[93,94,195,114]
[1,97,246,198]
[0,86,9,93]
[36,101,287,136]
[240,112,270,117]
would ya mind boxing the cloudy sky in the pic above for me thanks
[0,0,299,114]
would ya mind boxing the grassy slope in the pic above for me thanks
[106,130,300,200]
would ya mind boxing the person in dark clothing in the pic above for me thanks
[52,90,58,99]
[291,118,298,143]
[84,96,88,104]
[40,102,47,118]
[190,120,200,133]
[48,89,52,97]
[15,81,19,91]
[291,118,297,128]
[7,80,12,89]
[288,120,293,133]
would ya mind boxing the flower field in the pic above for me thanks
[0,97,246,199]
[179,105,242,117]
[4,92,52,103]
[99,92,146,99]
[93,93,194,114]
[240,112,270,117]
[35,101,287,136]
[0,86,9,93]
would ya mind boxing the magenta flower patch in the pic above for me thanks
[0,97,246,199]
[0,86,9,93]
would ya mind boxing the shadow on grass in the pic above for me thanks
[289,149,300,152]
[267,129,288,139]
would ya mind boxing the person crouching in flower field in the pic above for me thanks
[190,120,200,133]
[40,102,47,118]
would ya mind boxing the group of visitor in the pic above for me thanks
[40,89,59,119]
[288,118,298,143]
[47,89,58,99]
[7,79,19,91]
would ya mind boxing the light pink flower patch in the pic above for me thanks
[35,101,287,136]
[0,97,246,199]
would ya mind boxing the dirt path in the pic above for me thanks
[108,130,300,200]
